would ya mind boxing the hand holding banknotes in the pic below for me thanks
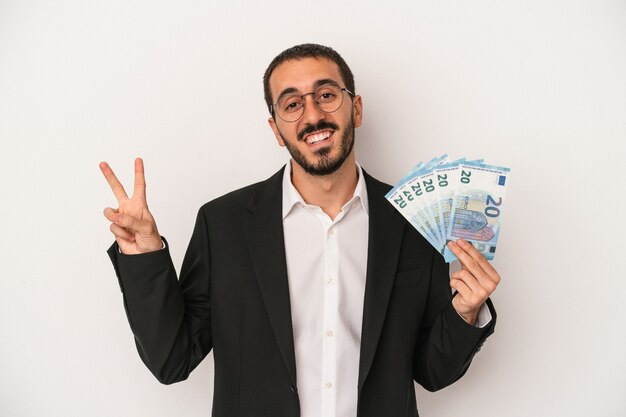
[100,158,163,255]
[386,154,510,325]
[447,238,501,325]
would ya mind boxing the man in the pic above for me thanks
[101,43,499,417]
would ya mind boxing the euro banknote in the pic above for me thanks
[386,156,510,263]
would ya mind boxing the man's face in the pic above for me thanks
[268,57,362,176]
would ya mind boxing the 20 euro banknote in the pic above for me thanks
[443,161,510,262]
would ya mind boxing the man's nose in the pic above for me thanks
[301,94,326,125]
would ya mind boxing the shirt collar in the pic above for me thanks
[282,160,369,219]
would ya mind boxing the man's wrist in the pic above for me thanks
[455,302,493,328]
[117,238,167,254]
[459,311,478,326]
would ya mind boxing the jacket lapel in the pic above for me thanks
[241,166,406,391]
[242,166,298,389]
[358,171,407,389]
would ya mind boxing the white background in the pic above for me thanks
[1,1,625,416]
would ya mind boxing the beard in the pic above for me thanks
[279,115,355,176]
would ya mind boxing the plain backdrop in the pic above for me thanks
[1,1,625,416]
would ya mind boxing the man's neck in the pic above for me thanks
[290,154,358,220]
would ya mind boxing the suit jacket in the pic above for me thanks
[107,166,496,417]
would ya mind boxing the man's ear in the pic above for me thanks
[268,117,286,147]
[352,95,363,128]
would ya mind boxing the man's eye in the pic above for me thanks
[283,100,302,112]
[317,92,336,102]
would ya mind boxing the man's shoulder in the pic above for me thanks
[198,166,285,218]
[361,168,393,198]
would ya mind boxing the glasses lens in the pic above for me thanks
[277,95,304,122]
[315,85,344,113]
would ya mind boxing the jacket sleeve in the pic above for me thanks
[107,207,212,384]
[411,249,497,391]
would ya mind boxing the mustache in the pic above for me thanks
[297,121,339,142]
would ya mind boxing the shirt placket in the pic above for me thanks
[321,220,339,417]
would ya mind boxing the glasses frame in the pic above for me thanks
[270,85,355,123]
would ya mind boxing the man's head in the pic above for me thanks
[264,44,362,176]
[263,44,355,115]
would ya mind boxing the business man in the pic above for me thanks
[101,43,500,417]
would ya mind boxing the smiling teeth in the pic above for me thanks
[306,131,332,144]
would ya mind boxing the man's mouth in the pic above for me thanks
[304,129,334,145]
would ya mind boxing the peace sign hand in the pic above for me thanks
[446,239,501,326]
[100,158,163,255]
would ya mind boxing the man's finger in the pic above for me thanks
[451,269,489,302]
[133,157,146,201]
[100,162,129,202]
[456,239,500,282]
[447,240,485,276]
[451,269,480,292]
[110,223,135,241]
[104,208,140,232]
[103,207,120,223]
[447,240,498,292]
[114,212,140,231]
[450,277,472,300]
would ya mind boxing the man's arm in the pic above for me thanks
[411,243,497,391]
[101,159,212,384]
[107,209,213,384]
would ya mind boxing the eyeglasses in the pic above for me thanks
[271,84,354,123]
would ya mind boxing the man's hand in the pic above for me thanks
[100,158,162,255]
[447,239,501,326]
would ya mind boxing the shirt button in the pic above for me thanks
[328,229,334,236]
[325,382,333,389]
[326,330,334,337]
[327,277,334,285]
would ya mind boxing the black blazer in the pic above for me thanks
[107,166,496,417]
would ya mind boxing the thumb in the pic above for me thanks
[114,213,140,232]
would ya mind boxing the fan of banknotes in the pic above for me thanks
[385,154,511,263]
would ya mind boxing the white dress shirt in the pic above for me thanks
[282,160,369,417]
[281,160,491,417]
